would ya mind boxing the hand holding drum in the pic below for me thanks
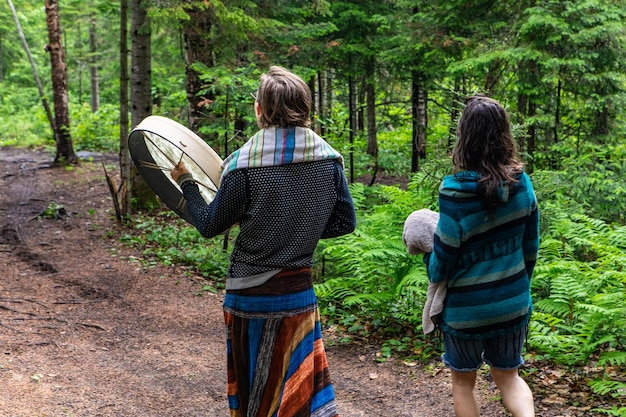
[128,115,222,224]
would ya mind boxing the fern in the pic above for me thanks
[320,167,626,384]
[588,378,626,397]
[388,264,428,325]
[599,351,626,368]
[316,177,439,336]
[593,407,626,417]
[530,206,626,367]
[608,225,626,250]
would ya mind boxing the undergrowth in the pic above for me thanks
[120,164,626,414]
[314,163,444,359]
[528,201,626,412]
[119,211,231,289]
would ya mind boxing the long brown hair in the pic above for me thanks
[452,95,523,209]
[256,66,312,128]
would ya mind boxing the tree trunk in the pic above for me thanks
[528,100,537,172]
[223,92,230,156]
[130,0,152,127]
[517,58,539,172]
[365,58,377,158]
[182,3,215,135]
[484,58,502,95]
[357,79,365,133]
[308,76,317,131]
[554,79,561,145]
[119,0,131,219]
[317,70,326,135]
[326,69,333,130]
[411,71,427,172]
[0,33,3,82]
[130,0,157,208]
[45,0,77,164]
[517,92,527,155]
[449,78,461,148]
[89,14,100,113]
[348,76,355,183]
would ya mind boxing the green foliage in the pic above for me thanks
[193,64,261,151]
[589,376,626,399]
[590,350,626,411]
[526,204,626,414]
[120,213,231,288]
[599,351,626,368]
[39,202,66,219]
[0,81,54,148]
[2,0,626,411]
[71,103,120,153]
[532,142,626,225]
[315,169,441,344]
[593,407,626,417]
[529,209,626,365]
[376,127,412,177]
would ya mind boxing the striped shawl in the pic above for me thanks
[221,127,342,182]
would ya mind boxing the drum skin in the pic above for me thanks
[128,115,222,224]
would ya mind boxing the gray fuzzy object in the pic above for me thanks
[402,209,446,335]
[402,209,440,254]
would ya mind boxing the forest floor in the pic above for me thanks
[0,146,603,416]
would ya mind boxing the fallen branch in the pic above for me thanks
[0,297,49,308]
[9,315,107,332]
[102,161,122,221]
[53,299,104,305]
[0,304,36,315]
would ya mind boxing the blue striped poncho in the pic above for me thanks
[424,171,540,339]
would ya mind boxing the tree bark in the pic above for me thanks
[317,70,326,135]
[119,0,131,219]
[449,78,461,148]
[357,79,365,133]
[348,76,355,183]
[89,14,100,113]
[0,32,3,82]
[308,76,317,131]
[411,70,427,172]
[182,2,215,134]
[517,58,539,172]
[130,0,157,208]
[325,69,333,131]
[45,0,77,164]
[130,0,152,127]
[365,58,377,158]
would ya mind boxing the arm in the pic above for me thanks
[321,161,356,239]
[522,203,540,280]
[424,190,462,283]
[181,171,247,238]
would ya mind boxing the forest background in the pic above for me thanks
[0,1,625,415]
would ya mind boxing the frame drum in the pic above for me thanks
[128,116,222,224]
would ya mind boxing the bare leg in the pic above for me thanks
[450,370,479,417]
[490,367,535,417]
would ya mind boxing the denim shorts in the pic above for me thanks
[442,325,528,372]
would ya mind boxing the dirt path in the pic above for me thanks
[0,147,581,416]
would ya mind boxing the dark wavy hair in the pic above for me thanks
[452,95,523,210]
[256,66,312,128]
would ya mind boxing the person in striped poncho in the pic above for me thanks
[171,66,356,417]
[424,95,540,417]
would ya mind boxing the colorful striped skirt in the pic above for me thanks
[223,267,339,417]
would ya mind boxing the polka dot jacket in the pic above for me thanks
[181,159,356,289]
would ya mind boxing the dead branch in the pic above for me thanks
[102,161,122,221]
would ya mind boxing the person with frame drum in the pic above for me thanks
[171,66,356,417]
